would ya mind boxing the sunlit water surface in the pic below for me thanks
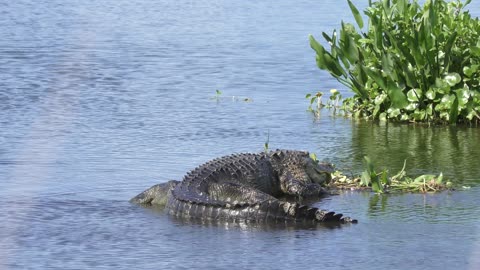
[1,1,480,269]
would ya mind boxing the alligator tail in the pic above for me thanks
[281,201,357,223]
[165,197,357,224]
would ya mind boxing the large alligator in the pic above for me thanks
[131,150,357,224]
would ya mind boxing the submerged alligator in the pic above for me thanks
[131,150,357,224]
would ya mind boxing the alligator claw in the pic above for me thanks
[315,210,335,221]
[341,217,358,224]
[332,213,343,221]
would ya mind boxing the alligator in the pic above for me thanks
[131,150,357,224]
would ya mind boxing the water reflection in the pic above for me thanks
[350,121,480,183]
[366,190,480,224]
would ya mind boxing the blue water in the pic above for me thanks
[1,1,480,269]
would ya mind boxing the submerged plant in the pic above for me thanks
[310,0,480,124]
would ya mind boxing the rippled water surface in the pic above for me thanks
[2,1,480,269]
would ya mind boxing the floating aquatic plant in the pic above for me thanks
[327,157,454,193]
[211,90,253,102]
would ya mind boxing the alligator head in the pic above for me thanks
[270,150,334,186]
[130,180,180,205]
[305,158,334,185]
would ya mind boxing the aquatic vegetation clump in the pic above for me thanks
[327,157,453,193]
[310,0,480,124]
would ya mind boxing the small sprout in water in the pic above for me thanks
[264,130,270,152]
[212,89,223,101]
[213,90,252,102]
[306,91,325,118]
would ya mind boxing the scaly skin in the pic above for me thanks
[131,150,357,223]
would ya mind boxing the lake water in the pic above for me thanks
[1,1,480,269]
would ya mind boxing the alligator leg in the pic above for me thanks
[205,182,295,221]
[207,182,277,204]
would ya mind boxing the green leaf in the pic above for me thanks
[470,45,480,57]
[380,170,390,185]
[444,73,461,87]
[310,35,346,78]
[361,171,371,186]
[436,172,444,184]
[323,52,347,77]
[362,66,386,89]
[443,32,458,70]
[405,102,418,111]
[407,88,422,102]
[340,22,359,63]
[364,156,374,174]
[441,94,456,107]
[413,109,426,121]
[387,83,408,109]
[371,177,383,193]
[426,104,433,116]
[414,174,436,183]
[455,88,470,108]
[463,65,478,78]
[379,112,387,121]
[387,108,401,118]
[374,93,387,105]
[309,35,323,53]
[347,0,364,29]
[381,53,394,77]
[426,89,436,100]
[401,64,417,88]
[322,32,333,44]
[449,95,459,124]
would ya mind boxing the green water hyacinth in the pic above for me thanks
[310,0,480,124]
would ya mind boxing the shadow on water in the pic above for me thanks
[349,121,480,184]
